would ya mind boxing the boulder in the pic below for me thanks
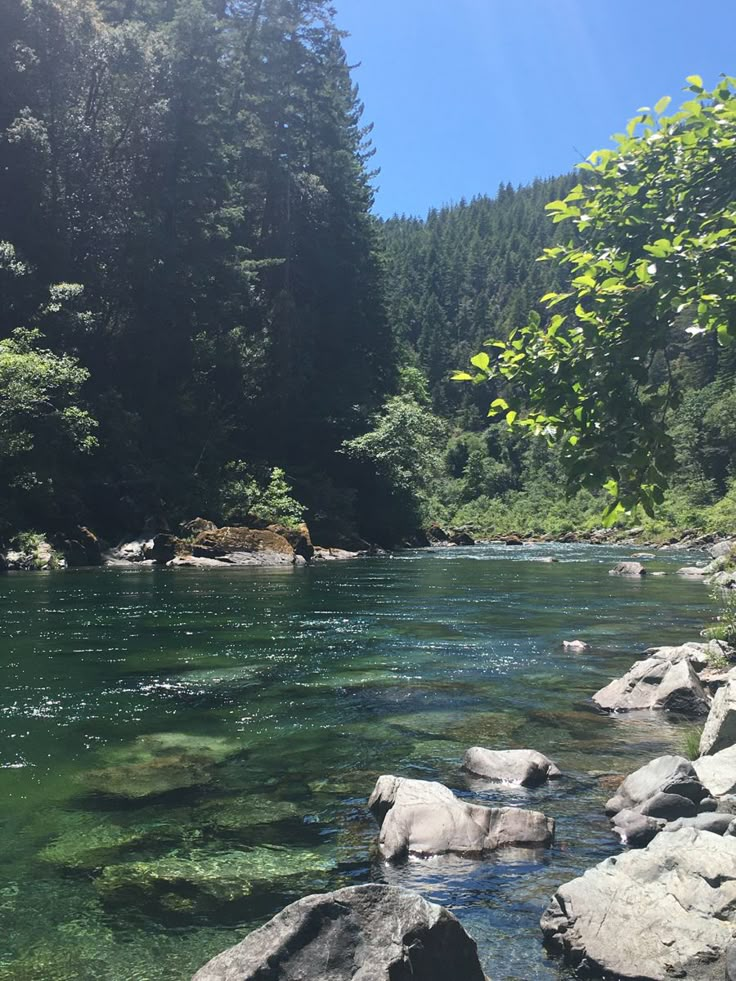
[563,639,589,652]
[60,526,103,567]
[695,744,736,797]
[368,775,554,861]
[194,527,295,565]
[541,828,736,981]
[700,675,736,755]
[610,809,664,848]
[609,561,646,577]
[605,755,707,818]
[462,748,562,787]
[710,540,735,559]
[106,539,148,564]
[191,884,489,981]
[663,812,736,835]
[180,517,218,536]
[144,533,185,564]
[637,791,698,820]
[593,655,710,716]
[267,522,314,562]
[426,524,449,543]
[449,531,475,546]
[312,546,361,561]
[677,565,708,578]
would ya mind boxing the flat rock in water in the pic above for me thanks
[463,747,562,787]
[593,655,710,716]
[191,884,489,981]
[541,828,736,980]
[368,775,554,861]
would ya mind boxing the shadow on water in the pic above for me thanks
[0,544,715,979]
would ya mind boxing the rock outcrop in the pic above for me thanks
[368,775,554,861]
[541,828,736,981]
[695,745,736,797]
[593,653,710,716]
[700,674,736,755]
[462,748,561,787]
[191,884,489,981]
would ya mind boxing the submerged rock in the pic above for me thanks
[592,655,710,716]
[79,732,243,799]
[609,561,646,577]
[562,639,589,652]
[368,775,554,861]
[38,814,179,870]
[541,828,736,980]
[196,795,302,832]
[97,845,335,918]
[462,747,562,787]
[191,884,489,981]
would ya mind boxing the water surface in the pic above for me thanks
[0,544,713,980]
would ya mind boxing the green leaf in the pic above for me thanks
[686,74,704,91]
[654,95,672,115]
[451,371,474,381]
[470,352,490,371]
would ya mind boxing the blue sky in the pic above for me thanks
[335,0,735,218]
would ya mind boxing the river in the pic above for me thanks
[0,543,713,980]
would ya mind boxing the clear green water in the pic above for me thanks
[0,544,713,981]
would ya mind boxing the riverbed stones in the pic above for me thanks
[462,748,562,787]
[592,654,710,716]
[700,674,736,755]
[609,561,646,577]
[604,755,708,818]
[97,845,335,918]
[79,732,243,799]
[191,884,489,981]
[541,828,736,980]
[368,775,554,861]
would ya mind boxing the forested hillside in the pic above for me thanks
[1,0,734,549]
[0,0,394,545]
[381,183,736,538]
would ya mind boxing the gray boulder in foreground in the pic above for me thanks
[191,884,489,981]
[368,775,554,861]
[695,744,736,797]
[592,655,710,716]
[462,748,562,787]
[605,755,707,817]
[541,828,736,981]
[700,674,736,755]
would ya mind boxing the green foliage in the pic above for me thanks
[681,726,703,762]
[461,77,736,520]
[704,587,736,648]
[220,465,305,528]
[0,0,392,539]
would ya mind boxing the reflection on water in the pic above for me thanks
[0,543,713,980]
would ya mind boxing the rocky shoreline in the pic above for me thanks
[183,544,736,980]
